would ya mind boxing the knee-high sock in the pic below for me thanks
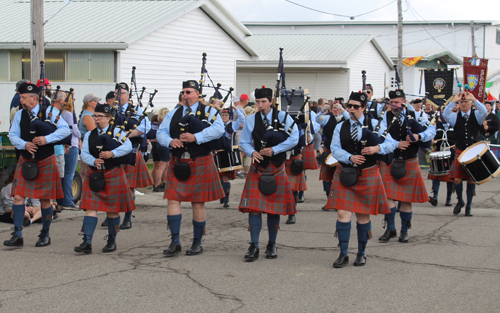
[292,191,298,204]
[323,181,332,197]
[41,206,53,236]
[466,183,476,206]
[107,216,120,243]
[336,220,351,256]
[432,179,440,196]
[357,221,371,256]
[223,182,231,201]
[267,214,280,244]
[12,204,25,238]
[248,214,262,248]
[446,182,454,200]
[123,196,135,222]
[167,214,182,245]
[298,176,307,198]
[193,220,206,244]
[400,211,412,233]
[454,182,463,203]
[385,207,397,231]
[82,216,98,244]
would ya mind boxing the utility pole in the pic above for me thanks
[397,0,404,86]
[30,0,44,82]
[470,20,476,57]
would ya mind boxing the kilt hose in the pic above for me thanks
[79,166,136,213]
[11,155,63,200]
[325,165,390,215]
[239,163,296,216]
[284,155,307,192]
[380,158,429,203]
[302,144,319,170]
[319,148,334,181]
[219,170,237,180]
[164,154,224,202]
[125,151,153,188]
[450,149,472,180]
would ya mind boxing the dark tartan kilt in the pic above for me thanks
[450,149,471,180]
[125,151,153,188]
[239,163,296,216]
[380,158,429,203]
[164,154,224,202]
[284,155,307,192]
[319,148,334,181]
[302,144,319,170]
[79,166,136,213]
[325,165,390,215]
[219,170,237,180]
[11,155,63,200]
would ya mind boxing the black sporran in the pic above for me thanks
[391,159,407,179]
[339,166,358,187]
[290,159,304,175]
[259,175,277,195]
[174,162,191,181]
[88,171,106,192]
[22,161,38,180]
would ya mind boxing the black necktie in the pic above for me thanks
[263,115,270,129]
[351,122,358,142]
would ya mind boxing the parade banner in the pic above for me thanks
[424,69,454,101]
[403,56,423,67]
[463,57,488,101]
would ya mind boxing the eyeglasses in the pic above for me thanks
[346,103,362,110]
[366,91,372,94]
[180,90,194,95]
[94,115,106,119]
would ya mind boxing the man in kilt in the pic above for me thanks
[442,91,487,216]
[157,80,225,257]
[378,90,436,243]
[326,92,396,267]
[238,86,298,261]
[4,83,70,247]
[74,104,135,253]
[296,110,320,203]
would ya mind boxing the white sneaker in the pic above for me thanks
[135,189,144,196]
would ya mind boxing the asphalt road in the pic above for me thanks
[1,168,499,313]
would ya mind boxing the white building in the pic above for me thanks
[0,0,257,132]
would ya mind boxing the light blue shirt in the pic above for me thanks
[331,115,397,165]
[240,109,299,157]
[81,125,132,167]
[157,102,224,148]
[9,104,71,150]
[228,107,245,132]
[380,108,436,143]
[442,100,488,127]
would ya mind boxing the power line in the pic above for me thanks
[284,0,397,20]
[404,1,448,50]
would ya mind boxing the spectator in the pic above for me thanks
[151,108,170,192]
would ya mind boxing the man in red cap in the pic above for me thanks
[36,78,52,107]
[240,94,250,107]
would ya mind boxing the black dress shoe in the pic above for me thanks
[264,243,278,259]
[101,217,108,227]
[186,242,203,255]
[244,243,259,261]
[321,205,327,211]
[298,196,305,203]
[102,242,117,253]
[465,206,473,216]
[353,254,366,267]
[445,198,452,207]
[220,198,224,204]
[453,200,464,214]
[163,242,182,257]
[379,229,397,242]
[223,200,230,208]
[74,242,92,254]
[399,231,409,243]
[152,186,162,192]
[3,234,24,247]
[119,220,132,230]
[286,215,296,224]
[35,232,51,247]
[333,253,349,268]
[428,196,438,206]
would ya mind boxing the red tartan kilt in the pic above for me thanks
[239,163,296,216]
[79,166,136,213]
[11,155,63,200]
[284,155,307,192]
[325,165,390,215]
[302,144,319,170]
[427,171,454,182]
[450,149,471,180]
[125,151,153,188]
[380,158,429,203]
[219,170,237,180]
[164,154,224,202]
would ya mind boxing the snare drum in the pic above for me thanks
[428,150,451,176]
[458,141,500,185]
[326,153,339,167]
[214,146,243,173]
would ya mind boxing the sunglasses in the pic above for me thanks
[180,90,194,95]
[366,91,372,94]
[94,115,107,119]
[346,103,362,110]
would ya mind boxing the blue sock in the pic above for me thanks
[167,214,182,245]
[193,220,206,244]
[454,182,463,203]
[223,182,231,201]
[336,220,351,256]
[124,211,132,222]
[267,214,280,244]
[292,191,298,204]
[400,212,412,232]
[385,207,397,231]
[12,204,25,238]
[248,214,262,248]
[41,206,53,236]
[357,222,371,256]
[466,184,475,207]
[446,182,454,199]
[107,216,120,243]
[323,181,332,197]
[432,179,440,196]
[82,216,98,244]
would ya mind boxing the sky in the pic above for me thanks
[218,0,500,23]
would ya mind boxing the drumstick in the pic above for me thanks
[442,145,455,150]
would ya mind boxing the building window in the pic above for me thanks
[67,51,114,82]
[19,51,66,82]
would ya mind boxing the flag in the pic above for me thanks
[487,92,497,102]
[463,57,488,101]
[424,69,454,101]
[403,56,424,67]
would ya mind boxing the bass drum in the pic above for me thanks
[458,141,500,185]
